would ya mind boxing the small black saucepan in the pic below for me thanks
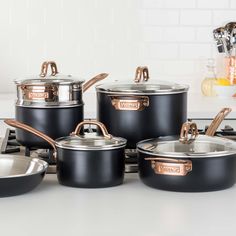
[0,155,48,197]
[5,119,127,188]
[137,108,236,192]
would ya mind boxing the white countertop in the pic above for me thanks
[1,173,236,236]
[1,92,236,119]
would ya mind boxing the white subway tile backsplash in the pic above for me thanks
[179,43,212,59]
[196,26,214,42]
[149,43,179,59]
[197,0,229,9]
[180,10,212,26]
[143,26,162,42]
[163,0,196,8]
[230,0,236,8]
[162,60,196,75]
[10,0,29,25]
[142,0,163,8]
[213,10,236,26]
[0,0,234,94]
[146,9,179,26]
[162,27,195,42]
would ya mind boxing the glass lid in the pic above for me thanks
[137,134,236,158]
[96,66,189,95]
[15,61,84,85]
[55,120,127,150]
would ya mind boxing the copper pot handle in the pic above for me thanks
[83,73,109,92]
[73,120,112,139]
[134,66,149,83]
[39,61,58,77]
[110,95,149,111]
[205,108,232,136]
[145,157,192,176]
[4,119,57,154]
[179,122,199,144]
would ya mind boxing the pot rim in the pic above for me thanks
[55,135,127,151]
[137,136,236,158]
[96,81,189,95]
[0,155,48,179]
[55,142,127,151]
[15,101,84,108]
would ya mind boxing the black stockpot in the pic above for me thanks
[5,119,127,188]
[96,66,189,149]
[137,119,236,192]
[14,61,108,148]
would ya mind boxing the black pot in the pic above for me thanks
[96,66,189,149]
[5,119,127,188]
[137,119,236,192]
[15,61,108,148]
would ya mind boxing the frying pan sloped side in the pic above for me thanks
[0,155,48,197]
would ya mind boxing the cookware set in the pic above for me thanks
[3,61,236,196]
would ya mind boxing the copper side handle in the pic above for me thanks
[145,157,192,176]
[205,108,232,136]
[4,119,57,155]
[110,95,149,111]
[39,61,58,77]
[134,66,149,83]
[83,73,109,92]
[73,120,112,139]
[179,122,199,144]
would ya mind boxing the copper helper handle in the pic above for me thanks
[134,66,149,83]
[39,61,58,77]
[179,122,199,144]
[4,119,57,155]
[83,73,109,92]
[145,157,192,176]
[205,108,232,136]
[73,120,112,139]
[110,96,149,111]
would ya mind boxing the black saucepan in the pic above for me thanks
[137,108,236,192]
[5,119,127,188]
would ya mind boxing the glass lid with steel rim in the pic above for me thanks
[137,122,236,158]
[55,120,127,150]
[96,66,189,95]
[15,61,84,85]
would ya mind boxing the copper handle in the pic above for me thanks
[83,73,109,92]
[179,122,199,144]
[134,66,149,83]
[145,157,192,176]
[205,108,232,136]
[110,96,149,111]
[4,119,57,155]
[73,120,112,139]
[39,61,58,77]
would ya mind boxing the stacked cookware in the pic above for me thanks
[3,62,236,196]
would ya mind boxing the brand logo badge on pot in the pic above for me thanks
[120,101,140,110]
[154,163,181,175]
[28,92,49,100]
[150,160,192,176]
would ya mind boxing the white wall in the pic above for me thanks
[0,0,235,94]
